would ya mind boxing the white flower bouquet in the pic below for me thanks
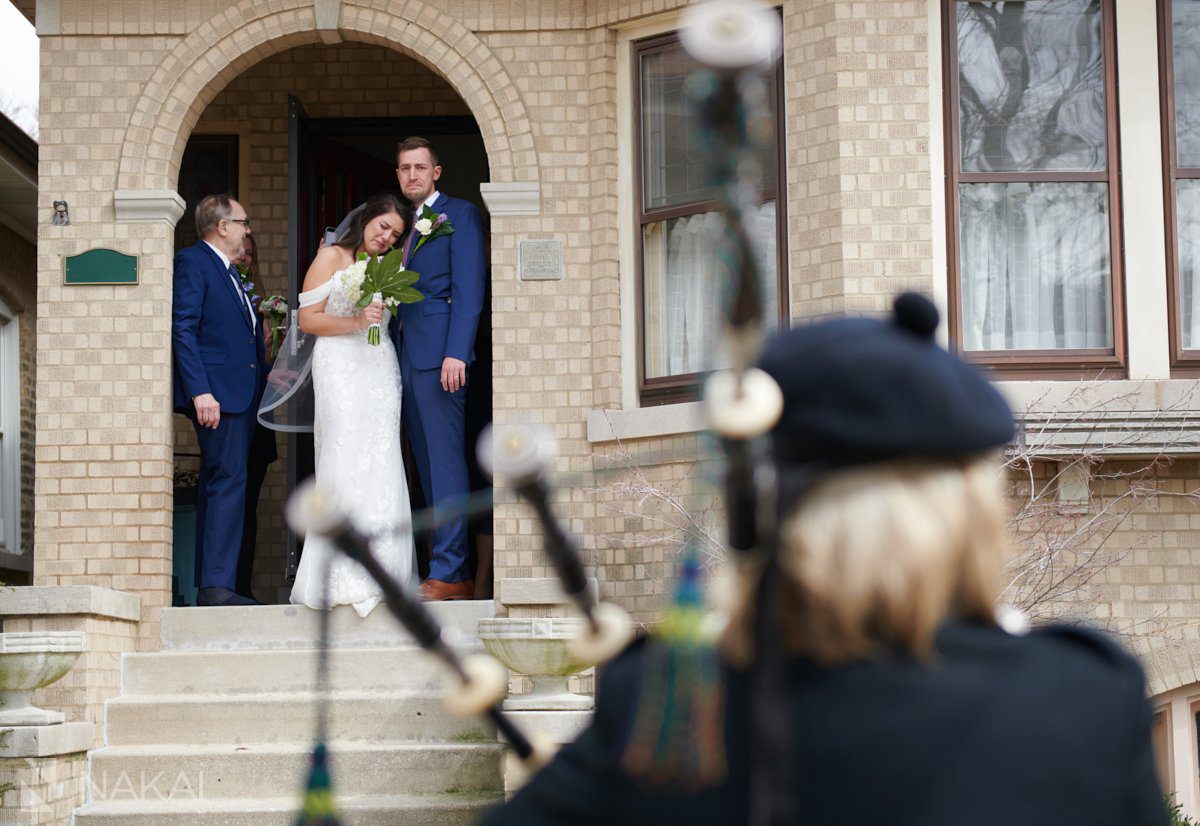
[338,249,424,345]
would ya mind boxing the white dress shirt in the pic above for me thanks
[204,240,256,330]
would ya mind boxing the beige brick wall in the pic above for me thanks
[783,1,933,320]
[33,28,182,649]
[42,0,590,35]
[0,750,88,826]
[586,23,622,412]
[0,222,37,575]
[999,458,1200,692]
[586,0,688,28]
[480,25,604,595]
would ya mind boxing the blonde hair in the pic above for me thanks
[724,456,1007,665]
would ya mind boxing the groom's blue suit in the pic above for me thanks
[172,241,268,591]
[397,193,485,584]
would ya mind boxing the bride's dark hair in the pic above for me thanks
[333,192,412,252]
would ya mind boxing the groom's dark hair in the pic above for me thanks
[333,192,412,252]
[396,136,439,167]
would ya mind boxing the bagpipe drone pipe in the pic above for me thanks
[284,1,788,823]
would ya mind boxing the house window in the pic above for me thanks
[1161,0,1200,366]
[174,134,239,253]
[634,32,786,405]
[0,297,18,553]
[944,0,1125,375]
[1151,687,1200,818]
[1153,706,1173,798]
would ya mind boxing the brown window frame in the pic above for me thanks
[1158,0,1200,374]
[942,0,1127,379]
[633,31,789,407]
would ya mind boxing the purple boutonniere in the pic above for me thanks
[411,204,454,256]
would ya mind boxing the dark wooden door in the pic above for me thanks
[316,139,397,240]
[284,109,494,589]
[285,94,319,580]
[284,108,415,580]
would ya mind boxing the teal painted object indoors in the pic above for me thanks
[171,492,198,607]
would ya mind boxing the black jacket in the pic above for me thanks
[482,620,1166,826]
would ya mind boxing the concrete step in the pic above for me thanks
[73,791,501,825]
[122,646,460,696]
[88,741,504,800]
[160,601,495,652]
[103,691,496,747]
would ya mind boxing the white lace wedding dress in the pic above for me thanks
[290,268,415,616]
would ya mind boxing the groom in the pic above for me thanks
[395,136,485,601]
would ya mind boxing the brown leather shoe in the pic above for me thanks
[419,578,475,601]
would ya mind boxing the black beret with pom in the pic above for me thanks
[758,292,1015,468]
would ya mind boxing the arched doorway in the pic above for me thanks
[283,88,492,592]
[169,38,496,604]
[110,1,539,624]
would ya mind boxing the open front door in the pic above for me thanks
[282,104,493,591]
[283,101,407,581]
[285,94,319,579]
[316,139,397,236]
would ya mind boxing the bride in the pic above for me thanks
[286,192,416,616]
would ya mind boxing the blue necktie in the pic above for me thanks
[402,229,418,267]
[228,264,253,326]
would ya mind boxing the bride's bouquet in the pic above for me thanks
[338,249,424,345]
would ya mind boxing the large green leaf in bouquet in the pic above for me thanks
[356,247,424,307]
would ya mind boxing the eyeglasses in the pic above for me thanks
[225,217,251,228]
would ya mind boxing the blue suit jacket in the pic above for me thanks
[399,193,485,371]
[172,241,266,415]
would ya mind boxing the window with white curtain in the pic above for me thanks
[0,297,18,553]
[635,32,786,404]
[1162,0,1200,366]
[946,0,1124,373]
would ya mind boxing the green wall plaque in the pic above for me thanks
[64,248,138,285]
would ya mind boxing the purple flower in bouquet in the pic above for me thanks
[259,295,288,361]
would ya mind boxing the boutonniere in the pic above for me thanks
[235,262,262,309]
[411,205,454,256]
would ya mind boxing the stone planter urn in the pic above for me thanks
[0,631,85,725]
[478,617,593,711]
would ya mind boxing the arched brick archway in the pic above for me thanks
[105,0,536,632]
[1141,634,1200,697]
[116,0,538,194]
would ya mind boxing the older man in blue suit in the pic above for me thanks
[395,137,485,601]
[172,194,267,607]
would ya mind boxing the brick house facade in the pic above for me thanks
[11,0,1200,815]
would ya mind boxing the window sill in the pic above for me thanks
[999,379,1200,458]
[587,402,706,444]
[588,379,1200,458]
[0,549,31,573]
